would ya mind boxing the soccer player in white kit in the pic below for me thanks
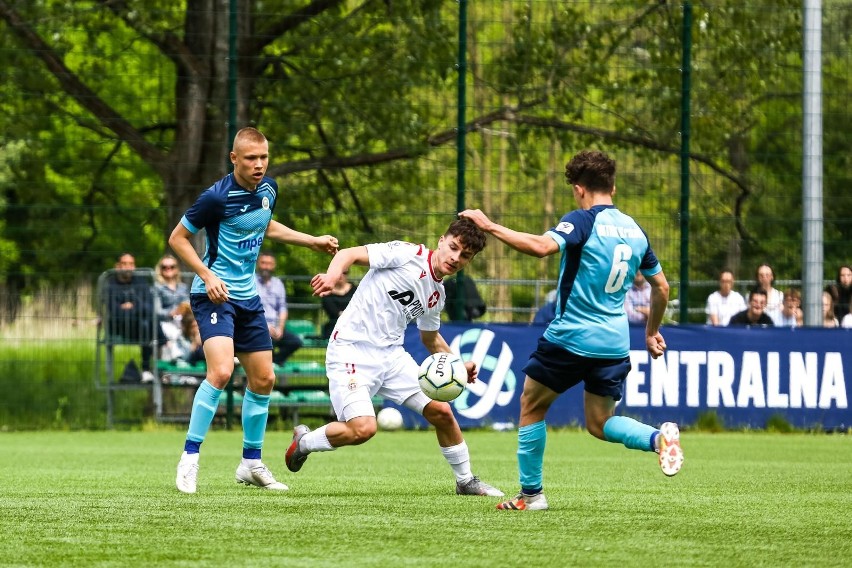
[285,219,504,497]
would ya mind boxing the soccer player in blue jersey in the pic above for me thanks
[169,127,338,494]
[460,150,683,511]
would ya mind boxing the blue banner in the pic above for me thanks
[395,324,851,430]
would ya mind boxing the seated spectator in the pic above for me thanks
[624,272,651,324]
[321,269,357,338]
[532,289,557,324]
[105,252,157,382]
[155,254,189,341]
[729,289,774,327]
[775,288,803,327]
[444,273,487,322]
[822,290,840,328]
[705,270,747,326]
[826,265,852,321]
[842,311,852,329]
[753,263,784,324]
[172,310,205,366]
[256,252,303,366]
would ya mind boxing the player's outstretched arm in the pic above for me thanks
[458,209,558,258]
[265,220,339,254]
[311,246,369,297]
[645,270,670,359]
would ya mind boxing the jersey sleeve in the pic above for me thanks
[639,237,662,277]
[546,209,595,251]
[181,187,224,233]
[365,241,424,268]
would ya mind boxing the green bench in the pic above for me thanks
[155,358,381,424]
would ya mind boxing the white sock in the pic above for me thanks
[241,458,261,468]
[180,451,199,464]
[302,424,335,452]
[440,440,472,483]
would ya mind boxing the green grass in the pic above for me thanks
[1,429,850,567]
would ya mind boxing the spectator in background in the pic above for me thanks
[842,311,852,329]
[624,271,651,324]
[775,288,803,327]
[729,289,774,327]
[822,290,840,328]
[753,263,784,325]
[705,269,747,326]
[256,252,303,366]
[532,289,557,324]
[155,254,189,342]
[443,273,487,322]
[826,265,852,321]
[321,269,357,338]
[105,252,156,383]
[161,302,203,365]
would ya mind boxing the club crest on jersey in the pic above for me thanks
[262,196,270,210]
[555,221,574,235]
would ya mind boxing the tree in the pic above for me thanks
[1,0,846,320]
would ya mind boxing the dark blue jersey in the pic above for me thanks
[181,173,277,300]
[543,205,661,358]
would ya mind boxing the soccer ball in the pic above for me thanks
[376,407,404,431]
[418,352,468,402]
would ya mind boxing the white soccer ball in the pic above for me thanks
[376,407,404,431]
[418,352,468,402]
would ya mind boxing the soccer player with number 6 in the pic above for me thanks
[460,149,683,512]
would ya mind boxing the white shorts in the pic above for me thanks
[325,341,432,422]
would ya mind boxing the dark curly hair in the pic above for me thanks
[444,218,487,254]
[565,150,616,192]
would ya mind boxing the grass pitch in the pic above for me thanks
[1,429,850,567]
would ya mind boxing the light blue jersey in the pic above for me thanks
[543,205,661,358]
[181,173,277,300]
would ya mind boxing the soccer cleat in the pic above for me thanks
[657,421,684,477]
[456,476,505,497]
[235,462,288,490]
[176,452,199,494]
[496,492,549,511]
[284,424,311,473]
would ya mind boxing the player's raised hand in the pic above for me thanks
[458,209,492,230]
[310,272,337,297]
[311,235,339,255]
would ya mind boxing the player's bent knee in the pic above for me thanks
[347,422,377,445]
[422,401,455,427]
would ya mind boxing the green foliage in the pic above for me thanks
[765,412,796,433]
[0,1,849,314]
[694,410,726,432]
[0,341,105,430]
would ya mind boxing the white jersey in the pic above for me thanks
[331,241,444,347]
[705,290,747,326]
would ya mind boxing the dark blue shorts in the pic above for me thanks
[522,337,631,401]
[190,294,273,353]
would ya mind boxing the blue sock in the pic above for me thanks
[185,380,223,451]
[241,389,270,459]
[602,415,657,451]
[518,421,547,494]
